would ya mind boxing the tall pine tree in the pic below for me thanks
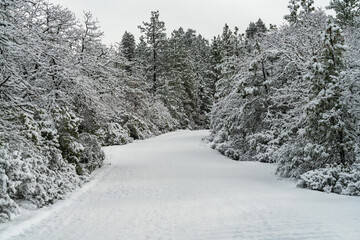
[138,11,166,95]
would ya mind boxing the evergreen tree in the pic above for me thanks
[121,31,136,61]
[245,19,268,54]
[192,34,215,126]
[284,0,301,23]
[211,39,270,161]
[134,36,151,82]
[213,24,245,99]
[300,0,315,13]
[160,28,191,127]
[159,28,210,128]
[255,19,268,35]
[245,22,258,39]
[327,0,360,26]
[120,31,136,73]
[284,0,315,23]
[302,20,356,167]
[220,24,234,55]
[138,11,166,95]
[210,36,223,94]
[208,1,360,195]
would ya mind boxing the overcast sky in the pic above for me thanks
[48,0,331,45]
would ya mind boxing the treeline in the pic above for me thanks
[0,1,214,222]
[209,0,360,195]
[1,0,359,223]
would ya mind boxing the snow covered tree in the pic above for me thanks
[284,0,301,23]
[121,31,136,62]
[327,0,360,26]
[255,19,268,36]
[276,18,358,179]
[209,36,223,94]
[207,0,359,195]
[300,0,315,14]
[213,24,245,99]
[245,19,268,54]
[158,28,212,128]
[210,39,272,161]
[245,22,258,39]
[302,20,356,167]
[284,0,315,23]
[134,36,151,82]
[192,34,215,126]
[120,31,136,73]
[80,12,104,54]
[210,10,338,166]
[245,19,267,40]
[138,11,166,95]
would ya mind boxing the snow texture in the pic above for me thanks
[1,130,359,240]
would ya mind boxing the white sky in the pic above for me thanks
[48,0,331,46]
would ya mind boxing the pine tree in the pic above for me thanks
[255,19,268,35]
[284,0,315,23]
[245,22,258,39]
[302,19,356,167]
[220,24,234,56]
[134,36,151,82]
[327,0,360,26]
[138,11,166,95]
[210,36,223,95]
[120,31,136,73]
[192,34,214,127]
[284,0,301,23]
[245,19,268,54]
[213,24,245,99]
[121,31,135,61]
[246,19,268,39]
[300,0,315,14]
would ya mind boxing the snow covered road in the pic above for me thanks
[1,130,360,240]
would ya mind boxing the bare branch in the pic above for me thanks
[0,76,11,88]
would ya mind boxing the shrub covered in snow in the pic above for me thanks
[0,105,106,222]
[99,122,133,146]
[0,145,82,222]
[0,149,22,223]
[78,133,105,174]
[298,164,360,196]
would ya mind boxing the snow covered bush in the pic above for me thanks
[10,110,83,206]
[0,149,22,222]
[98,122,132,146]
[298,164,360,196]
[78,133,105,175]
[54,107,86,175]
[54,107,105,175]
[0,145,82,222]
[247,131,279,163]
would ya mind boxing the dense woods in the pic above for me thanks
[0,0,213,222]
[209,0,360,195]
[1,0,360,223]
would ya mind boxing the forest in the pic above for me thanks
[1,0,360,223]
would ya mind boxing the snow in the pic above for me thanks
[1,130,360,240]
